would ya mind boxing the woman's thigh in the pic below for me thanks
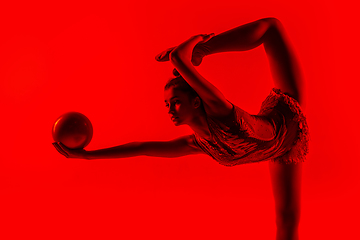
[263,19,304,105]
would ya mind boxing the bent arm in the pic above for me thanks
[170,37,233,118]
[84,135,202,160]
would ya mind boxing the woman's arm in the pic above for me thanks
[170,35,234,118]
[53,135,202,160]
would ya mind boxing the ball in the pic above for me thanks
[52,112,93,149]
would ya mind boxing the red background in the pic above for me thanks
[1,0,359,239]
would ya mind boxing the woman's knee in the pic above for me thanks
[257,17,283,33]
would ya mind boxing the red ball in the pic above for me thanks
[52,112,93,149]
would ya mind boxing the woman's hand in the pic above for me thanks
[155,33,214,66]
[52,142,89,159]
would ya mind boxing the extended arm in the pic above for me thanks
[53,135,202,160]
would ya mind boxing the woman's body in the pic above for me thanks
[53,18,308,240]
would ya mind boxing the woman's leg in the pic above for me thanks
[198,17,304,104]
[200,18,304,239]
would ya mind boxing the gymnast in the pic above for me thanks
[53,17,309,240]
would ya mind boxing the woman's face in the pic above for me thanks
[164,87,198,126]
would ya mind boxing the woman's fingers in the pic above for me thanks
[53,142,88,159]
[56,143,69,158]
[52,142,69,158]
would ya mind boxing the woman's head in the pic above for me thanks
[164,69,204,126]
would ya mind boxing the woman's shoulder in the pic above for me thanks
[203,100,234,119]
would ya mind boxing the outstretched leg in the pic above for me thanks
[156,18,303,103]
[198,17,304,104]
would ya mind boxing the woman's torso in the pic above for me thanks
[191,88,308,166]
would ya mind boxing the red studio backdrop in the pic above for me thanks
[1,1,359,239]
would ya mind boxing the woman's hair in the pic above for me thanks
[164,69,201,101]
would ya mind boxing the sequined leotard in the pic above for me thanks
[192,88,309,167]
